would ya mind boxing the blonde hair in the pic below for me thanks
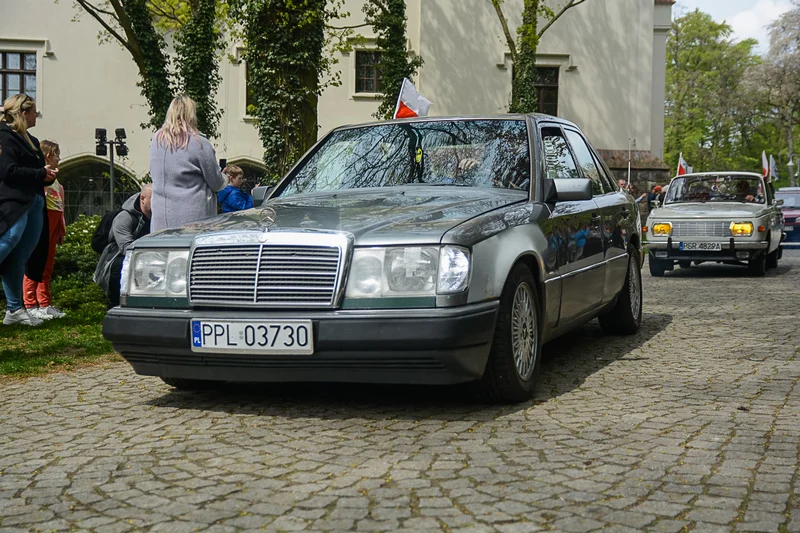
[155,94,199,151]
[1,94,35,136]
[224,164,244,180]
[40,139,60,160]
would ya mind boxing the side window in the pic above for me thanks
[541,126,579,180]
[564,129,607,195]
[591,151,618,193]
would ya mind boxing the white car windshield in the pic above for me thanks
[665,175,765,204]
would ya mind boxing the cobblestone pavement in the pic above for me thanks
[1,252,799,533]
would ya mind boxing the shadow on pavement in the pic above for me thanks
[145,312,672,421]
[647,259,792,279]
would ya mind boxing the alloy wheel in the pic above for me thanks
[511,283,537,381]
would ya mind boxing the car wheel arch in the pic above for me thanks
[505,253,545,323]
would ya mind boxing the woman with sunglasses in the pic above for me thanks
[0,94,58,326]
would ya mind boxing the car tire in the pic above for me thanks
[477,264,541,404]
[748,253,767,277]
[648,254,666,277]
[160,377,218,390]
[766,248,779,270]
[678,260,691,269]
[599,248,643,335]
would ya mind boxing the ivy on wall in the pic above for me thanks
[231,0,334,182]
[175,0,224,137]
[363,0,423,120]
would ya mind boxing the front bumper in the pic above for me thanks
[103,302,500,385]
[644,238,768,261]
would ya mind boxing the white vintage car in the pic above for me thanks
[644,172,784,277]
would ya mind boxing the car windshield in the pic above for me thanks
[277,119,531,196]
[664,175,765,204]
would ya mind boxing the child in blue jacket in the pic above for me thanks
[217,165,253,212]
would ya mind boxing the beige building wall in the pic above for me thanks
[0,0,670,179]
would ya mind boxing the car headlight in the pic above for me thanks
[128,249,190,297]
[345,245,470,299]
[651,222,672,236]
[438,246,470,294]
[730,222,753,237]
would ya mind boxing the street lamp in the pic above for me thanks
[95,128,129,210]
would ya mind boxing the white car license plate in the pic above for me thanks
[191,320,314,355]
[680,242,722,251]
[786,226,794,231]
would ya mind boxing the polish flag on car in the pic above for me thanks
[762,151,770,181]
[393,78,432,119]
[677,153,692,175]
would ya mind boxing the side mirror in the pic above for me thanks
[776,199,784,206]
[544,178,593,203]
[251,185,274,208]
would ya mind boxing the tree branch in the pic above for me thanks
[75,0,131,51]
[327,23,370,30]
[538,0,589,38]
[491,0,517,63]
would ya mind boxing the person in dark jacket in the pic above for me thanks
[217,165,253,213]
[0,94,58,326]
[94,185,152,308]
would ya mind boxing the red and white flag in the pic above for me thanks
[677,153,692,175]
[393,78,432,119]
[762,151,771,180]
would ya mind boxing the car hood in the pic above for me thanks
[140,186,527,247]
[652,202,769,219]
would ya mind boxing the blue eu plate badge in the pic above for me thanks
[192,321,203,347]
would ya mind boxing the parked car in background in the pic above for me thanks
[644,172,784,277]
[103,115,644,404]
[775,187,800,248]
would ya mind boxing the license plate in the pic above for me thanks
[191,320,314,354]
[680,242,722,251]
[787,226,794,231]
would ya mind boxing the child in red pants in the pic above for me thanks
[23,140,66,319]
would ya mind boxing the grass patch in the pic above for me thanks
[0,301,117,377]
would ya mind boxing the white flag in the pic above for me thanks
[769,154,779,182]
[393,78,432,119]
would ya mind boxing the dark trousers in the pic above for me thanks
[107,255,124,309]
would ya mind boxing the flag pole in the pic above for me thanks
[627,138,632,188]
[392,78,407,120]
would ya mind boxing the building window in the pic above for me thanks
[245,62,256,116]
[534,67,559,116]
[1,52,36,103]
[355,51,382,93]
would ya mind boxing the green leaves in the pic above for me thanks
[363,0,423,120]
[230,0,330,180]
[174,0,224,137]
[665,10,768,173]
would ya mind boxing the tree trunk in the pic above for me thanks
[789,121,796,187]
[510,0,539,113]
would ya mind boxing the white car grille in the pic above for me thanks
[672,221,729,238]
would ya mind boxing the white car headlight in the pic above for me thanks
[345,246,471,299]
[128,249,190,297]
[438,246,470,294]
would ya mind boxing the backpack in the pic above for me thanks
[91,208,123,254]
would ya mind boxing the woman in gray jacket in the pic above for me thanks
[149,95,228,232]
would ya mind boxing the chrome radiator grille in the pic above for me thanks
[672,221,729,238]
[189,244,342,307]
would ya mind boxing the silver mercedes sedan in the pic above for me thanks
[644,172,785,276]
[103,116,644,403]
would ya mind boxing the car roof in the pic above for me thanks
[331,114,580,132]
[670,171,764,180]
